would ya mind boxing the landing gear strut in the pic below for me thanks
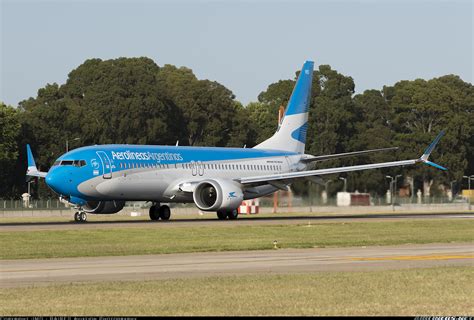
[149,204,171,221]
[74,210,87,222]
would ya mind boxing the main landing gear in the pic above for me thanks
[216,209,239,220]
[149,204,171,221]
[74,210,88,222]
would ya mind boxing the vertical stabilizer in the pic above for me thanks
[254,60,314,154]
[26,144,47,178]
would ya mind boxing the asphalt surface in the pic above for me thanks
[1,243,472,288]
[1,212,473,231]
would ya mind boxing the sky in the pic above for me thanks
[1,0,472,106]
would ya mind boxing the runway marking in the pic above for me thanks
[350,254,474,261]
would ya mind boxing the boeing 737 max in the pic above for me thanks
[26,61,447,222]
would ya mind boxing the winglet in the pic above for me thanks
[419,131,447,171]
[26,144,47,178]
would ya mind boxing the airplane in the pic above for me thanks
[26,60,447,222]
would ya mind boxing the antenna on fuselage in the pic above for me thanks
[243,144,246,148]
[176,140,179,146]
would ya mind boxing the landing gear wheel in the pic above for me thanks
[74,212,80,222]
[79,212,87,222]
[159,205,171,221]
[149,205,159,221]
[227,210,238,220]
[217,211,227,220]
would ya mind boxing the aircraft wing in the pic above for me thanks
[237,131,447,185]
[300,147,398,163]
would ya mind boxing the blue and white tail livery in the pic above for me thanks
[26,60,447,222]
[255,60,313,154]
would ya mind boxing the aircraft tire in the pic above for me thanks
[216,211,227,220]
[227,210,238,220]
[74,212,80,222]
[149,205,159,221]
[80,212,87,222]
[159,205,171,221]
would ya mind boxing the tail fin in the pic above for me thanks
[254,60,314,154]
[26,144,47,178]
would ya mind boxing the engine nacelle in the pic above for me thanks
[193,179,243,212]
[83,200,125,214]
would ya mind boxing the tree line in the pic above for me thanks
[1,57,472,199]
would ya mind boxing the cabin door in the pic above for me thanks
[96,151,112,179]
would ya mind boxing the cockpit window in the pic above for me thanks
[73,160,87,167]
[53,161,60,166]
[59,160,86,167]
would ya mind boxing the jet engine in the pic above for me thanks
[193,179,243,212]
[83,200,125,214]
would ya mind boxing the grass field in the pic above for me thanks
[1,266,472,316]
[1,219,473,259]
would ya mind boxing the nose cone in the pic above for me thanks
[45,170,64,194]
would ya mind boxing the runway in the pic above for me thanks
[1,243,472,288]
[1,212,473,231]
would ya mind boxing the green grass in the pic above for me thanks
[1,266,472,315]
[1,219,473,259]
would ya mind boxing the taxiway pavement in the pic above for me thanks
[1,243,472,288]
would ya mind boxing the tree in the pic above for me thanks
[348,90,397,195]
[0,103,21,197]
[17,58,186,198]
[59,57,183,146]
[156,64,247,147]
[385,75,473,196]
